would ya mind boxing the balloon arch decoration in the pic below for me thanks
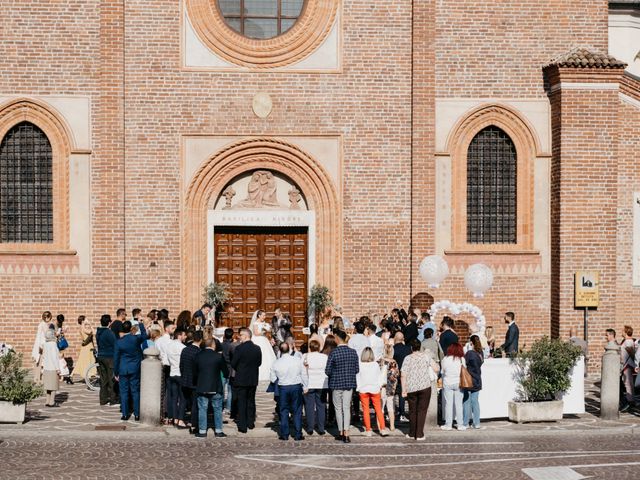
[419,254,494,333]
[428,300,486,332]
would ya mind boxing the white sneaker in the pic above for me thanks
[380,429,390,437]
[458,425,468,431]
[416,436,426,441]
[440,425,452,431]
[472,425,485,430]
[399,415,409,423]
[365,430,372,437]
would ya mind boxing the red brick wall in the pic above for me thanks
[0,1,124,361]
[436,0,608,97]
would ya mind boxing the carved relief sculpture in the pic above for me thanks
[221,186,236,209]
[288,187,302,210]
[235,170,282,209]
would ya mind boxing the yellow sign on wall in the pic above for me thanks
[575,271,599,308]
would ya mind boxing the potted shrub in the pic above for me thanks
[308,284,333,324]
[508,336,583,423]
[0,351,43,423]
[203,281,232,325]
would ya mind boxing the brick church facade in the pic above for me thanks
[0,0,639,370]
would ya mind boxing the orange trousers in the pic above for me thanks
[359,392,386,431]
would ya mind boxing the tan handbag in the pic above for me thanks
[460,366,473,389]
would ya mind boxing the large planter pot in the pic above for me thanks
[0,400,26,423]
[508,400,563,423]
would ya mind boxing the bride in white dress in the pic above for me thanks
[249,310,277,382]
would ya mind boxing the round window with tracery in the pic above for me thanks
[217,0,305,40]
[186,0,338,68]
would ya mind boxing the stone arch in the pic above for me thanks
[0,98,73,252]
[446,103,541,252]
[183,137,340,308]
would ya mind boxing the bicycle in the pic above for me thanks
[84,359,101,392]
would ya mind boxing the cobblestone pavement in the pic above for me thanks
[3,377,638,436]
[2,377,640,479]
[0,429,639,479]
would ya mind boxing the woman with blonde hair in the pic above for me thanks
[356,347,388,436]
[380,342,400,431]
[144,326,163,350]
[42,329,61,407]
[73,315,94,383]
[485,326,495,356]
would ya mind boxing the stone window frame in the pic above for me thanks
[185,0,338,68]
[447,104,539,254]
[0,98,72,254]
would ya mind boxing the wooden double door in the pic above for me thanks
[214,226,308,338]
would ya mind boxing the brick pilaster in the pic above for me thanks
[545,51,626,371]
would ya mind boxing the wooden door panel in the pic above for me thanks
[214,226,307,336]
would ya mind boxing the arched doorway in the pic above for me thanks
[183,138,340,337]
[210,170,312,334]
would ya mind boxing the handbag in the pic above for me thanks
[460,365,473,389]
[57,335,69,351]
[428,366,438,383]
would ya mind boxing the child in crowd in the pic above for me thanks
[59,351,73,385]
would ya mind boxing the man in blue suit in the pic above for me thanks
[114,320,147,421]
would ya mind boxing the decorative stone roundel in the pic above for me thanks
[185,0,339,68]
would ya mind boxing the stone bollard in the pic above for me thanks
[425,384,439,430]
[140,347,162,426]
[600,342,621,420]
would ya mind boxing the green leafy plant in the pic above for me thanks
[308,284,333,320]
[515,336,583,402]
[203,282,232,309]
[0,351,43,404]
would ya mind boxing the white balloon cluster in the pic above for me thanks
[463,263,494,298]
[419,255,494,298]
[428,300,486,330]
[419,255,449,288]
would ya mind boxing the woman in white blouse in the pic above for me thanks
[440,342,466,431]
[42,329,61,407]
[356,347,389,436]
[302,339,329,435]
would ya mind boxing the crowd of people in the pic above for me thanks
[30,304,532,440]
[26,299,640,438]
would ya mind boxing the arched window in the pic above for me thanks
[0,122,53,243]
[466,126,517,244]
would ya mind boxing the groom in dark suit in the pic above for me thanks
[231,327,262,433]
[501,311,520,357]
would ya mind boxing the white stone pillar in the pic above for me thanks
[140,347,162,426]
[600,343,620,420]
[425,384,438,429]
